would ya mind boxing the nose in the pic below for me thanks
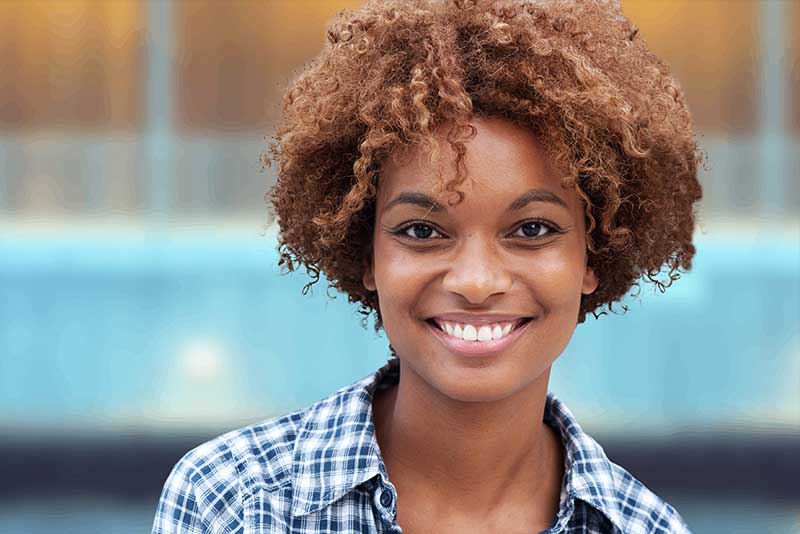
[441,233,513,304]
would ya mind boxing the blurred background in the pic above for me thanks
[0,0,797,532]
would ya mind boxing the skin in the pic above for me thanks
[362,115,599,532]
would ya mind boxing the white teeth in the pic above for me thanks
[462,324,477,341]
[491,325,503,340]
[453,323,463,338]
[477,325,493,341]
[434,319,524,342]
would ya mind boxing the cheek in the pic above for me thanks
[372,239,425,302]
[525,247,587,305]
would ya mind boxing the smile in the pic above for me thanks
[425,317,534,357]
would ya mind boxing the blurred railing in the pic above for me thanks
[0,133,798,219]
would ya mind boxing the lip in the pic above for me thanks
[426,317,534,357]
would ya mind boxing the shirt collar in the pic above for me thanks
[290,360,395,517]
[290,358,626,532]
[544,388,626,532]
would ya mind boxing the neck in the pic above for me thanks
[372,358,563,519]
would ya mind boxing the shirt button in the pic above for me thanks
[380,489,393,507]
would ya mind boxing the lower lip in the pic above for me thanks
[426,319,533,357]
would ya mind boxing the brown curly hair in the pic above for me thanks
[263,0,705,334]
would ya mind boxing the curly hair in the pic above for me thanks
[263,0,705,333]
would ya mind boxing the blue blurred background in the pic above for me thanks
[0,1,798,532]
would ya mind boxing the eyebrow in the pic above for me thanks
[508,188,569,211]
[384,191,445,213]
[384,187,569,213]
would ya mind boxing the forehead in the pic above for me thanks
[377,116,566,205]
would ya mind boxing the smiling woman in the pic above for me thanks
[153,0,703,533]
[363,117,599,406]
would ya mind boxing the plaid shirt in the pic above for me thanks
[152,358,692,533]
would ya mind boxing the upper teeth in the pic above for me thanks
[433,320,521,341]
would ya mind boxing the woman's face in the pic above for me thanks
[363,116,598,403]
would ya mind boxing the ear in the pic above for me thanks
[362,250,376,292]
[582,265,598,295]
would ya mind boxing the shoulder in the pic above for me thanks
[151,363,388,533]
[545,392,693,534]
[604,461,693,534]
[151,409,305,533]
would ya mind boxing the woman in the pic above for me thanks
[153,0,702,532]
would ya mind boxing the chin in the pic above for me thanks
[443,387,515,404]
[431,369,531,404]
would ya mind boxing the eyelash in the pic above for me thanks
[391,219,562,242]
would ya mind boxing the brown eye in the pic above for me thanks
[512,220,559,239]
[401,223,442,240]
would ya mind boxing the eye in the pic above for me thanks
[392,219,561,242]
[396,222,444,240]
[511,220,560,239]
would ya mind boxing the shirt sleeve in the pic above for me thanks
[152,439,247,534]
[151,453,208,533]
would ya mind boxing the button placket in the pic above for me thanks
[373,469,400,528]
[373,484,398,526]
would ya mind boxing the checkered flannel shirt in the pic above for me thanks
[152,358,692,533]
